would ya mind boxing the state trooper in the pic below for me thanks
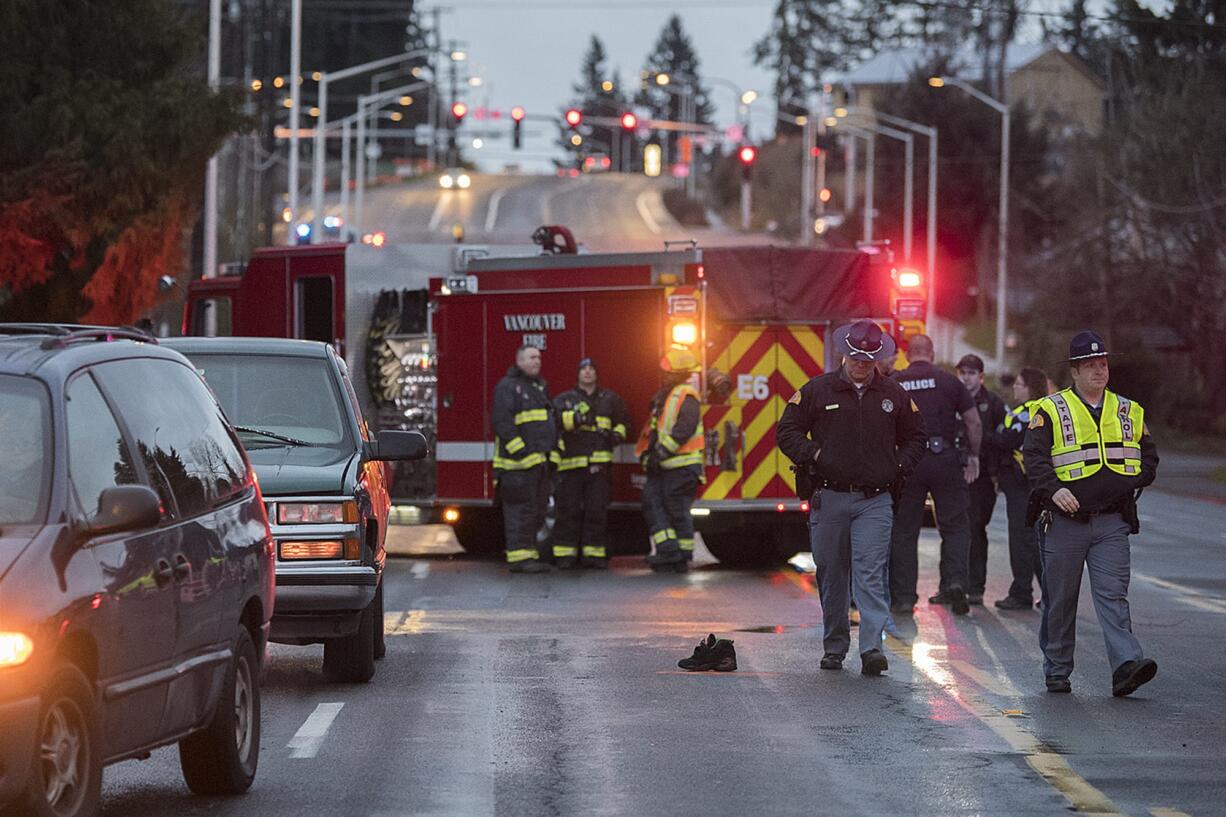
[1024,331,1159,695]
[889,335,982,616]
[956,354,1007,605]
[777,320,927,675]
[992,365,1050,610]
[492,345,558,573]
[551,357,631,569]
[636,349,705,573]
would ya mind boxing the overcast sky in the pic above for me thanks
[441,0,778,170]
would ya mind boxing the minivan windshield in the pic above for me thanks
[0,376,51,526]
[187,354,352,448]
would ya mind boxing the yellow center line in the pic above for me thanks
[782,571,1126,817]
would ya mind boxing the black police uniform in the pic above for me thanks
[962,384,1007,600]
[492,365,558,569]
[551,381,630,567]
[889,360,976,609]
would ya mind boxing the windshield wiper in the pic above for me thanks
[234,426,314,447]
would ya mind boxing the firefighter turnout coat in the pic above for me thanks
[492,366,558,475]
[552,386,631,472]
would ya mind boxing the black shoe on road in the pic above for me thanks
[948,587,971,615]
[678,634,737,672]
[820,653,844,671]
[509,559,552,574]
[555,556,580,570]
[860,649,888,676]
[582,557,609,570]
[1046,676,1072,693]
[994,596,1034,611]
[1112,658,1158,697]
[928,589,954,605]
[647,553,689,574]
[967,593,984,605]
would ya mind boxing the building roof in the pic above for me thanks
[833,43,1052,87]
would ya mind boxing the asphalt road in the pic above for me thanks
[324,171,776,251]
[99,484,1225,817]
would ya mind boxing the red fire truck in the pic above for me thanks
[184,237,925,564]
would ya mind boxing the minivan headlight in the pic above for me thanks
[0,632,34,668]
[277,501,358,524]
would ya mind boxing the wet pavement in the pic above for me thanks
[99,487,1226,817]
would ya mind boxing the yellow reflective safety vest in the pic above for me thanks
[1001,398,1044,471]
[635,383,704,470]
[1036,388,1144,481]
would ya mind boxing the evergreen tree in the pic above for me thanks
[636,15,713,161]
[559,35,626,164]
[0,0,243,324]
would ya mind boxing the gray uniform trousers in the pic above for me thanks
[808,488,893,657]
[1038,512,1144,679]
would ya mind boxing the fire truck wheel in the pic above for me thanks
[450,507,504,556]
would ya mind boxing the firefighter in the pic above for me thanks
[889,334,982,616]
[492,344,558,573]
[992,366,1050,610]
[1024,331,1159,695]
[777,320,928,675]
[551,357,631,569]
[636,349,705,573]
[955,354,1007,605]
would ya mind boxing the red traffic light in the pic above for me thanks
[451,102,468,121]
[620,112,638,131]
[738,145,757,165]
[565,108,582,127]
[511,106,525,122]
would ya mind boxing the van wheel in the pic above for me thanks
[15,664,101,817]
[322,597,376,683]
[372,581,387,661]
[180,628,260,795]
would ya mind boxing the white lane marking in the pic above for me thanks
[484,186,507,232]
[1134,571,1226,614]
[428,193,450,231]
[635,190,662,234]
[411,562,431,579]
[287,702,344,759]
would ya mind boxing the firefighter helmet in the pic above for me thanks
[660,348,701,374]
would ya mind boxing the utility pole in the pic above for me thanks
[286,0,302,245]
[204,0,220,276]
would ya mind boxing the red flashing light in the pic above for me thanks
[511,106,525,122]
[620,112,638,131]
[739,145,757,165]
[451,102,468,121]
[811,147,823,157]
[775,502,785,512]
[897,268,923,289]
[696,264,705,279]
[800,501,810,512]
[565,108,582,127]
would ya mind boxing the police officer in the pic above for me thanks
[956,354,1007,605]
[992,366,1050,609]
[889,334,982,616]
[1024,331,1159,695]
[636,349,705,573]
[778,320,927,675]
[492,344,558,573]
[551,357,631,570]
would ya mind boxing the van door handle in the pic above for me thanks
[154,559,175,586]
[172,554,191,582]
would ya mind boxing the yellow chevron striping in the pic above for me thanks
[719,326,766,376]
[776,345,809,392]
[743,445,782,498]
[788,326,825,370]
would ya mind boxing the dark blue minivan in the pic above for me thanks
[0,326,274,817]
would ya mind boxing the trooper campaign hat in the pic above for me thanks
[1066,330,1110,362]
[832,319,896,362]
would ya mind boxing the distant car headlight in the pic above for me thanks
[0,632,34,668]
[439,174,455,189]
[277,501,358,524]
[457,174,471,189]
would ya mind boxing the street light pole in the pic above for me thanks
[351,81,430,237]
[286,0,301,245]
[204,0,221,275]
[931,76,1010,369]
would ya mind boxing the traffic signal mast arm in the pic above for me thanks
[579,115,720,134]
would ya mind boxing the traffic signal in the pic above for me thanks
[511,106,525,149]
[451,102,468,123]
[565,108,582,128]
[620,112,638,131]
[738,145,757,180]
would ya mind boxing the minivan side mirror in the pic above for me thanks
[88,486,163,537]
[366,430,428,461]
